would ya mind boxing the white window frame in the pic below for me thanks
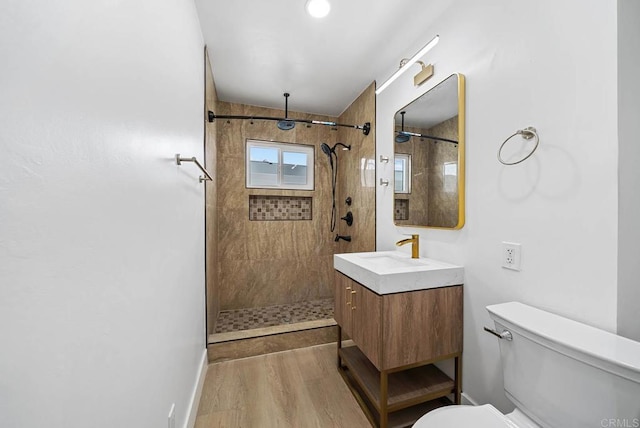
[246,139,315,190]
[394,153,411,194]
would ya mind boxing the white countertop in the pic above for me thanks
[333,251,464,295]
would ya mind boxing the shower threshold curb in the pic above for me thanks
[208,318,337,344]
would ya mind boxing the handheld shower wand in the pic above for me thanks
[320,143,333,169]
[320,142,351,233]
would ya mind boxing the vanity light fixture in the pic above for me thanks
[413,62,434,87]
[305,0,331,18]
[375,35,439,95]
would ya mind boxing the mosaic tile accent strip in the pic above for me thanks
[214,298,334,333]
[249,195,312,221]
[395,199,409,221]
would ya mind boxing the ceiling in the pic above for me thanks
[194,0,451,117]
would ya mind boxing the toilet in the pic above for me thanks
[414,302,640,428]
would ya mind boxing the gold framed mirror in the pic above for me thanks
[393,73,465,229]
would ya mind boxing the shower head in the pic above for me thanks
[277,120,295,130]
[320,142,350,166]
[277,93,295,131]
[395,110,410,143]
[332,142,351,151]
[395,132,411,143]
[320,143,334,168]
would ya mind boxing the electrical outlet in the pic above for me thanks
[168,403,175,428]
[502,242,521,271]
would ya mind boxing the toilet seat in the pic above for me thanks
[412,404,520,427]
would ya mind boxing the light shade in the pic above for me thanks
[306,0,331,18]
[375,35,440,94]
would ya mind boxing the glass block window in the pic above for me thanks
[246,140,314,190]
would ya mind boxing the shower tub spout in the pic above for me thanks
[334,234,351,242]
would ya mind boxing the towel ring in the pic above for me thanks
[498,127,539,166]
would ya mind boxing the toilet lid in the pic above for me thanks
[413,404,519,428]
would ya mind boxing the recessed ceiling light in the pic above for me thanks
[305,0,330,18]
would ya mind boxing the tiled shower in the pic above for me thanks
[205,72,376,340]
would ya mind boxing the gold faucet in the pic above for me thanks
[396,234,420,258]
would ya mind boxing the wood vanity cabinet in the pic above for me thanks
[334,270,463,428]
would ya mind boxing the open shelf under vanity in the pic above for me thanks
[338,345,455,428]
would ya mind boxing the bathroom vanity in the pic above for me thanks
[333,251,463,428]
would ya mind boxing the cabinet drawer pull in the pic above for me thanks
[346,286,352,305]
[351,290,356,310]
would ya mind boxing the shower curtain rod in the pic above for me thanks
[208,110,371,136]
[398,130,458,144]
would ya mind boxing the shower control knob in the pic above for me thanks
[345,196,352,206]
[341,212,353,227]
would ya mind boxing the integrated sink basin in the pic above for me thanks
[334,251,464,294]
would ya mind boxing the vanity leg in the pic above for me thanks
[336,325,342,368]
[380,370,388,428]
[454,355,462,404]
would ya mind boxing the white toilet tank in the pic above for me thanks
[487,302,640,428]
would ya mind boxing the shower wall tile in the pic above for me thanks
[295,113,322,143]
[219,259,249,309]
[216,101,338,310]
[292,220,327,257]
[219,257,334,311]
[246,220,296,261]
[316,254,336,297]
[427,116,459,227]
[217,155,246,210]
[218,208,248,261]
[336,83,376,254]
[217,102,245,157]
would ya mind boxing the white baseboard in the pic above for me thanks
[184,349,208,428]
[461,392,479,406]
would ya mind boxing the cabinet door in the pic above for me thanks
[351,282,382,370]
[382,285,463,369]
[334,271,353,338]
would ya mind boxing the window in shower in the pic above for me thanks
[246,140,314,190]
[394,153,411,193]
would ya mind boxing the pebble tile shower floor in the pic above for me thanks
[214,298,334,334]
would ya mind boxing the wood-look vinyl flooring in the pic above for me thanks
[195,343,371,428]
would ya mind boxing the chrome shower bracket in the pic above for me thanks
[175,154,213,183]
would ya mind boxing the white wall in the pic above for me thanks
[376,0,619,410]
[617,0,640,342]
[0,1,206,427]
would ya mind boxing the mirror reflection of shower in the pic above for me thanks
[320,142,351,232]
